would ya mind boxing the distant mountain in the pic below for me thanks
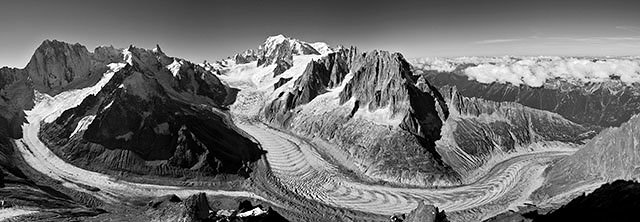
[435,86,595,179]
[229,34,333,76]
[413,57,640,128]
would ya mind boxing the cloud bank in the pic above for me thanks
[413,57,640,87]
[464,58,640,87]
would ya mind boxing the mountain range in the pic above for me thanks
[1,35,639,221]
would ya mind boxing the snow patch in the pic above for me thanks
[310,42,333,55]
[166,59,183,78]
[70,115,95,138]
[351,103,404,126]
[34,63,125,123]
[103,100,114,111]
[123,48,133,65]
[236,207,267,217]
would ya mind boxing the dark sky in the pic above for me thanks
[1,0,639,67]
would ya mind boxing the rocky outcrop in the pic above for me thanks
[424,71,640,128]
[536,114,640,198]
[182,193,211,221]
[24,40,93,93]
[234,49,259,64]
[403,201,448,222]
[41,45,263,178]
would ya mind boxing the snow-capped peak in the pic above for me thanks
[258,34,323,60]
[264,34,288,45]
[310,42,333,55]
[123,47,133,65]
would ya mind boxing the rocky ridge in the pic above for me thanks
[535,113,640,198]
[261,46,460,186]
[25,40,124,95]
[422,67,640,128]
[436,86,595,178]
[39,43,264,179]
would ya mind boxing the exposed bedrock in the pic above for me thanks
[261,47,600,186]
[0,67,33,138]
[0,40,110,215]
[436,86,596,178]
[486,180,640,222]
[535,114,640,198]
[41,45,263,178]
[425,71,640,128]
[404,201,449,222]
[262,47,460,186]
[25,40,124,95]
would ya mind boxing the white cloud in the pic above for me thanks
[462,57,640,87]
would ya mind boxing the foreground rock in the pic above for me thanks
[147,193,288,222]
[535,114,640,198]
[486,180,640,222]
[391,201,448,222]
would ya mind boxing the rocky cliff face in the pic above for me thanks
[260,47,602,186]
[263,47,353,126]
[424,71,640,128]
[24,40,123,95]
[0,67,33,138]
[436,86,596,178]
[40,45,263,178]
[536,114,640,198]
[262,47,459,186]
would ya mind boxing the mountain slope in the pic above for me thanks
[420,63,640,128]
[535,114,640,198]
[436,86,595,179]
[39,44,264,180]
[260,47,459,186]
